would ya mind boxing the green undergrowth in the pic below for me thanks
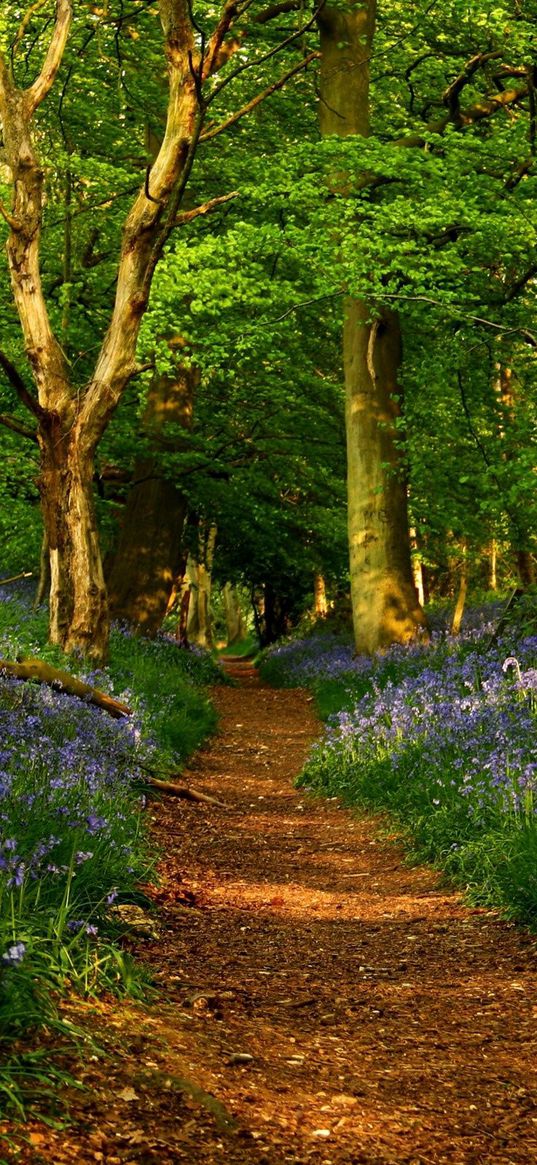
[0,586,222,1124]
[218,634,259,659]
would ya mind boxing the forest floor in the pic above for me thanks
[4,661,537,1165]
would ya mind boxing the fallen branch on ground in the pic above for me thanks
[0,657,226,805]
[0,571,33,585]
[143,775,227,807]
[0,657,132,718]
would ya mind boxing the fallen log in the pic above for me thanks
[0,657,131,719]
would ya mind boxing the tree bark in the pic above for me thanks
[410,527,425,608]
[450,539,468,635]
[186,524,217,648]
[106,365,194,633]
[313,572,328,617]
[0,658,130,717]
[488,538,497,591]
[497,367,535,590]
[223,583,247,645]
[318,1,428,654]
[38,420,109,659]
[33,531,50,609]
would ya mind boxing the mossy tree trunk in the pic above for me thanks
[318,1,428,654]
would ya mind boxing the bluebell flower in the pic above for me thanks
[2,941,26,966]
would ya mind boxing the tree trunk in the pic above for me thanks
[39,424,109,660]
[33,530,50,609]
[318,1,428,654]
[106,366,193,633]
[344,306,428,651]
[410,527,425,608]
[451,539,468,635]
[489,538,497,591]
[187,560,212,647]
[0,1,200,662]
[186,524,217,648]
[497,367,534,590]
[223,583,246,645]
[313,573,328,618]
[517,550,534,589]
[261,582,291,645]
[107,469,188,634]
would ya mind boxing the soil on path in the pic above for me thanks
[6,662,537,1165]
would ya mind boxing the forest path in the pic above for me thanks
[13,661,537,1165]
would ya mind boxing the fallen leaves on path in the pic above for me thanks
[4,660,537,1164]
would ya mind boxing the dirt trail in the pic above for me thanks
[9,662,537,1165]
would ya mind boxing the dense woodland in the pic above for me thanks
[0,0,535,655]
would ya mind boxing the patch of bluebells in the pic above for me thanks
[0,657,152,953]
[0,579,224,971]
[259,616,499,693]
[303,636,536,820]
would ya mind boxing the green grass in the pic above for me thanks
[218,634,259,659]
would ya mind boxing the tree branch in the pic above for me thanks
[377,293,537,345]
[0,572,33,585]
[503,262,537,302]
[0,201,22,231]
[0,413,38,442]
[397,84,529,146]
[25,0,72,115]
[12,0,51,56]
[201,52,318,141]
[207,0,325,105]
[463,85,529,125]
[173,190,239,224]
[203,0,254,79]
[255,0,302,23]
[443,50,502,121]
[0,351,46,421]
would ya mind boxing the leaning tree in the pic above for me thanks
[0,0,317,660]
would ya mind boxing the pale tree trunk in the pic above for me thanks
[409,527,425,608]
[450,539,468,635]
[223,583,246,645]
[313,572,328,618]
[186,524,217,649]
[106,364,194,633]
[318,1,428,654]
[489,538,497,591]
[0,0,242,661]
[38,424,108,656]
